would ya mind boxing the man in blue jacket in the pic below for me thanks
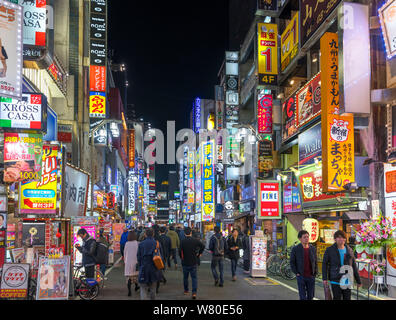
[120,227,129,258]
[75,228,97,279]
[290,230,318,300]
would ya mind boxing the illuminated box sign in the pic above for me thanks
[321,33,355,193]
[129,129,135,168]
[89,91,106,118]
[58,124,72,143]
[201,141,214,222]
[257,94,273,134]
[282,94,298,141]
[18,0,46,47]
[0,0,23,100]
[187,151,195,191]
[296,72,321,128]
[258,140,273,179]
[89,66,106,92]
[283,172,302,213]
[0,93,46,130]
[19,145,59,215]
[257,181,281,219]
[257,23,278,85]
[379,0,396,59]
[89,0,107,66]
[216,100,224,130]
[193,97,201,133]
[300,0,342,46]
[281,12,299,72]
[298,122,321,165]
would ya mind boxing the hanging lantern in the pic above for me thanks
[302,218,320,243]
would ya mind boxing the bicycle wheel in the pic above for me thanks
[275,258,284,276]
[267,254,280,275]
[78,281,99,300]
[283,263,296,280]
[279,259,290,280]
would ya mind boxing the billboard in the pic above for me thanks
[257,180,281,219]
[3,132,43,183]
[63,165,89,217]
[257,23,278,85]
[19,145,59,215]
[379,0,396,59]
[18,0,46,47]
[0,0,23,99]
[281,12,299,72]
[282,94,298,141]
[0,93,47,130]
[257,94,273,134]
[89,91,106,118]
[296,72,321,128]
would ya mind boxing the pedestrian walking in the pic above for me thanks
[209,226,226,287]
[124,231,140,296]
[242,229,250,274]
[226,229,242,281]
[97,228,111,277]
[158,226,171,277]
[137,228,162,300]
[120,228,129,258]
[167,225,180,269]
[290,230,318,300]
[322,230,362,300]
[75,228,97,279]
[177,225,186,242]
[179,227,205,299]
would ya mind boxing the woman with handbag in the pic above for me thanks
[137,228,162,300]
[124,231,140,296]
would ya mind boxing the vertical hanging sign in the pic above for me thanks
[257,94,273,134]
[201,141,214,222]
[321,32,355,193]
[257,23,278,85]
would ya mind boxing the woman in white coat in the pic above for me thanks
[124,231,140,296]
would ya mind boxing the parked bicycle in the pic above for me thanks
[73,265,100,300]
[267,241,298,280]
[73,264,105,289]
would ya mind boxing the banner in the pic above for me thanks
[19,145,59,215]
[281,12,299,71]
[257,23,278,85]
[63,165,89,217]
[321,32,355,192]
[257,94,273,134]
[3,132,43,183]
[202,141,215,222]
[36,256,70,300]
[0,263,29,298]
[296,73,321,128]
[0,0,23,99]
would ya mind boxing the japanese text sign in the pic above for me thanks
[282,94,298,141]
[281,12,299,72]
[258,94,273,134]
[63,165,89,217]
[296,72,321,128]
[0,263,29,298]
[201,141,214,222]
[89,91,106,118]
[129,129,135,168]
[257,23,278,85]
[302,218,319,242]
[258,180,281,219]
[89,65,106,92]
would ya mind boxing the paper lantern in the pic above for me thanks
[302,218,320,243]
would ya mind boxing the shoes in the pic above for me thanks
[184,291,189,295]
[175,264,178,270]
[232,276,237,281]
[219,283,224,287]
[214,279,219,286]
[192,293,197,300]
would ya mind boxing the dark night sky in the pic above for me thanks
[108,1,229,183]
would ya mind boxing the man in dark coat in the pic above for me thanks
[75,228,97,279]
[290,230,318,300]
[137,228,162,300]
[179,227,205,299]
[158,226,171,271]
[209,226,226,287]
[322,230,362,300]
[226,229,243,281]
[242,229,250,274]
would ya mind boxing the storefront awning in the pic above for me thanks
[341,211,370,221]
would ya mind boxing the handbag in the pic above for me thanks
[324,283,333,300]
[153,241,164,270]
[1,47,7,60]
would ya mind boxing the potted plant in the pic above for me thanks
[370,260,386,284]
[354,214,396,255]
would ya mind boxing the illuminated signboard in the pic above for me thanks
[379,0,396,59]
[296,72,321,128]
[89,65,106,92]
[281,12,299,72]
[257,180,281,219]
[257,23,278,85]
[18,0,46,47]
[89,91,106,118]
[282,93,298,141]
[201,141,215,222]
[257,94,273,134]
[129,129,135,168]
[194,97,201,133]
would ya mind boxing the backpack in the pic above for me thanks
[94,241,109,265]
[213,236,225,256]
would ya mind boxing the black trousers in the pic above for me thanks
[85,265,95,279]
[331,283,351,300]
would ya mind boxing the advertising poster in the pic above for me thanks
[0,263,29,298]
[112,223,125,253]
[202,141,215,222]
[63,165,89,217]
[0,213,6,230]
[89,91,106,118]
[379,0,396,59]
[257,180,281,219]
[282,94,298,141]
[19,145,58,215]
[3,132,43,183]
[22,222,45,246]
[298,122,321,165]
[0,93,46,130]
[73,225,96,265]
[258,140,273,179]
[257,23,278,85]
[36,256,70,300]
[250,236,267,277]
[89,65,106,92]
[296,73,321,128]
[18,0,46,46]
[6,224,15,250]
[281,12,299,72]
[321,33,355,192]
[257,94,273,134]
[300,0,342,45]
[0,0,23,99]
[283,172,302,213]
[0,194,6,211]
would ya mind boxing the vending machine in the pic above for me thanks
[250,230,267,278]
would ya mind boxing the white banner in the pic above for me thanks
[63,165,89,217]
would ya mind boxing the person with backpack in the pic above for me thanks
[179,227,205,299]
[75,228,97,279]
[137,228,162,300]
[124,231,140,296]
[209,226,226,287]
